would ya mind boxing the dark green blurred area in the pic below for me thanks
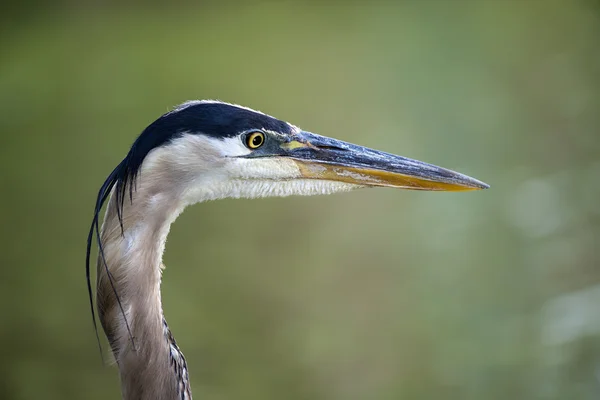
[1,1,600,399]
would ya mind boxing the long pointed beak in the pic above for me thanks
[282,131,489,191]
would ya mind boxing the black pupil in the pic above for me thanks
[252,135,262,147]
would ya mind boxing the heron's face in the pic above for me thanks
[148,112,488,203]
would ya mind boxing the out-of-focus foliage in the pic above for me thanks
[1,1,599,399]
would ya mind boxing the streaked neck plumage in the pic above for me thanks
[97,171,191,400]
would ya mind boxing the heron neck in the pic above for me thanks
[97,189,191,400]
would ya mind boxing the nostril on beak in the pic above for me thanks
[314,144,347,151]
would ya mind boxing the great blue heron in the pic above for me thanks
[86,100,488,399]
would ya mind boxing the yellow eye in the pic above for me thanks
[246,132,265,149]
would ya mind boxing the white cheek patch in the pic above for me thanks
[166,133,251,159]
[226,157,302,180]
[209,136,252,158]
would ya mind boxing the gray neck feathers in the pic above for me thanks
[96,184,191,400]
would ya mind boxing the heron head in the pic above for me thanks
[86,100,489,370]
[111,100,488,207]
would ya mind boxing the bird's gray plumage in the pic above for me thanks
[88,100,488,399]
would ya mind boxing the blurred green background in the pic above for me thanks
[1,1,600,399]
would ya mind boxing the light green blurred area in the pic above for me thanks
[1,1,600,399]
